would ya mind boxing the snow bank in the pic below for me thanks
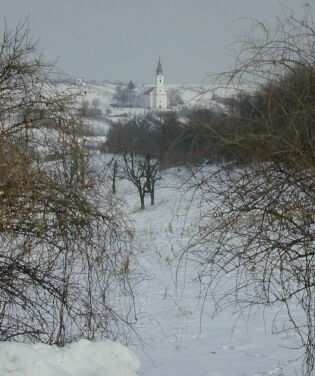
[0,339,140,376]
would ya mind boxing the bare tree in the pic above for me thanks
[105,156,123,195]
[121,152,161,209]
[111,158,119,195]
[79,99,90,117]
[187,9,315,376]
[143,153,161,206]
[0,22,136,346]
[123,152,148,209]
[91,97,101,111]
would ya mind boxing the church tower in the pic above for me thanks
[156,58,164,87]
[153,58,167,110]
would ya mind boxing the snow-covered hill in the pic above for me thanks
[56,80,118,109]
[53,79,229,147]
[56,79,227,113]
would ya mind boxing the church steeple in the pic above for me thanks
[156,57,163,75]
[150,58,167,110]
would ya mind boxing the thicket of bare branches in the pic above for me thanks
[188,9,315,376]
[105,110,224,168]
[0,22,135,346]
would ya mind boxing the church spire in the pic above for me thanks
[156,57,163,75]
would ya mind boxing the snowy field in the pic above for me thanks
[0,155,304,376]
[116,165,302,376]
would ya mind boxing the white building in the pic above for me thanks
[144,58,168,111]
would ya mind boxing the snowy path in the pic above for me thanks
[120,168,301,376]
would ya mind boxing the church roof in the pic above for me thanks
[144,87,154,95]
[156,58,163,75]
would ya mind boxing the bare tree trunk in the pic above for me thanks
[150,185,155,206]
[112,160,118,194]
[140,193,145,210]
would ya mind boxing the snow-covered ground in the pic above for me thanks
[86,118,111,135]
[0,155,304,376]
[168,83,225,109]
[56,81,117,109]
[0,339,140,376]
[113,165,302,376]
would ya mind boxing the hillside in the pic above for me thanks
[54,79,228,147]
[56,79,225,112]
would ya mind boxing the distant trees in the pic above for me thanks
[168,88,184,108]
[0,22,135,345]
[112,81,138,107]
[91,97,101,111]
[79,98,103,120]
[79,99,90,117]
[105,109,225,168]
[105,108,225,209]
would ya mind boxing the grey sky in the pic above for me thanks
[0,0,311,84]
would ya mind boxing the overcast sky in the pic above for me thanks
[0,0,312,84]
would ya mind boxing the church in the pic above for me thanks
[143,58,168,111]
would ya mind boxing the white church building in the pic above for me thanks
[143,58,168,111]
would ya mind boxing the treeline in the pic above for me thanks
[104,109,227,167]
[217,65,315,166]
[106,63,315,169]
